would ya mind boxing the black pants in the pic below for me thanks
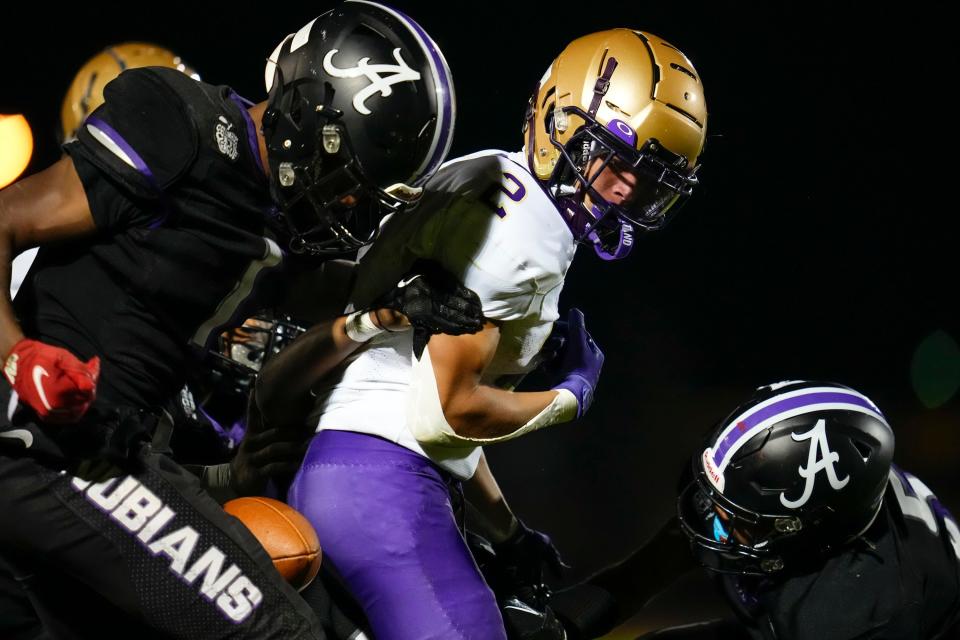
[0,445,325,639]
[0,554,46,640]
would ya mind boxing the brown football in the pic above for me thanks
[223,496,321,591]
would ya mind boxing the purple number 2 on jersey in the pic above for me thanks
[483,172,526,218]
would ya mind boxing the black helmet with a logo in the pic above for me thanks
[677,380,895,575]
[262,0,455,255]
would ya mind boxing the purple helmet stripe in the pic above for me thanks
[710,389,888,471]
[353,0,455,184]
[229,92,266,178]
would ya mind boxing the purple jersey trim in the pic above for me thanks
[86,116,157,188]
[932,497,958,525]
[232,93,256,108]
[86,116,170,229]
[197,405,227,439]
[892,465,916,497]
[712,391,883,468]
[198,405,246,448]
[229,93,266,179]
[894,464,959,527]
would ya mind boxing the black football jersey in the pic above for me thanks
[725,467,960,640]
[14,67,291,411]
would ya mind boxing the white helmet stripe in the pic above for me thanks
[264,34,293,94]
[290,18,318,53]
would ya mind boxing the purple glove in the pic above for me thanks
[552,308,604,418]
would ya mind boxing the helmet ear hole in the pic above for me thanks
[733,428,770,462]
[543,102,555,135]
[852,439,874,461]
[288,86,305,125]
[748,480,791,497]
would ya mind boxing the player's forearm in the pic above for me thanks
[0,157,97,355]
[419,326,579,445]
[255,314,362,427]
[585,517,696,622]
[463,451,518,543]
[0,222,26,355]
[443,384,565,439]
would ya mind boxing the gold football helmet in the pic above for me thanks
[60,42,200,141]
[523,29,707,259]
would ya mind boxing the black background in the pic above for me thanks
[3,1,958,584]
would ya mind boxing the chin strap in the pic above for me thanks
[589,222,634,261]
[586,205,634,261]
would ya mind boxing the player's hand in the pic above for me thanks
[230,393,312,496]
[551,309,603,418]
[491,519,569,609]
[373,259,484,358]
[3,338,100,423]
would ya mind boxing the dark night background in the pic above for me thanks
[3,0,958,607]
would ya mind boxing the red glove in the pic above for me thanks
[3,339,100,423]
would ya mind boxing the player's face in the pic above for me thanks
[584,156,639,208]
[220,318,273,371]
[714,507,754,546]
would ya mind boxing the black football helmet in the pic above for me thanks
[262,0,455,255]
[214,313,308,383]
[678,381,895,575]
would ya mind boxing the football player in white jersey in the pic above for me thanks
[257,28,708,640]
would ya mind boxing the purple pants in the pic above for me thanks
[289,430,506,640]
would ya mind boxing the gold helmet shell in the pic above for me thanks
[60,42,200,141]
[523,29,707,256]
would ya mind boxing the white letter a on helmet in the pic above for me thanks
[779,419,850,509]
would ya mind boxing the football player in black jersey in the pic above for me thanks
[555,381,960,640]
[0,3,478,638]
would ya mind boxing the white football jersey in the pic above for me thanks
[312,150,576,478]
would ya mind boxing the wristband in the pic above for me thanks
[344,310,385,343]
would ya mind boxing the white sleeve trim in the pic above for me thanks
[406,346,577,447]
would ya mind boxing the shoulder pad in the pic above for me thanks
[73,67,199,199]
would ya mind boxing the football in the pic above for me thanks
[223,496,321,591]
